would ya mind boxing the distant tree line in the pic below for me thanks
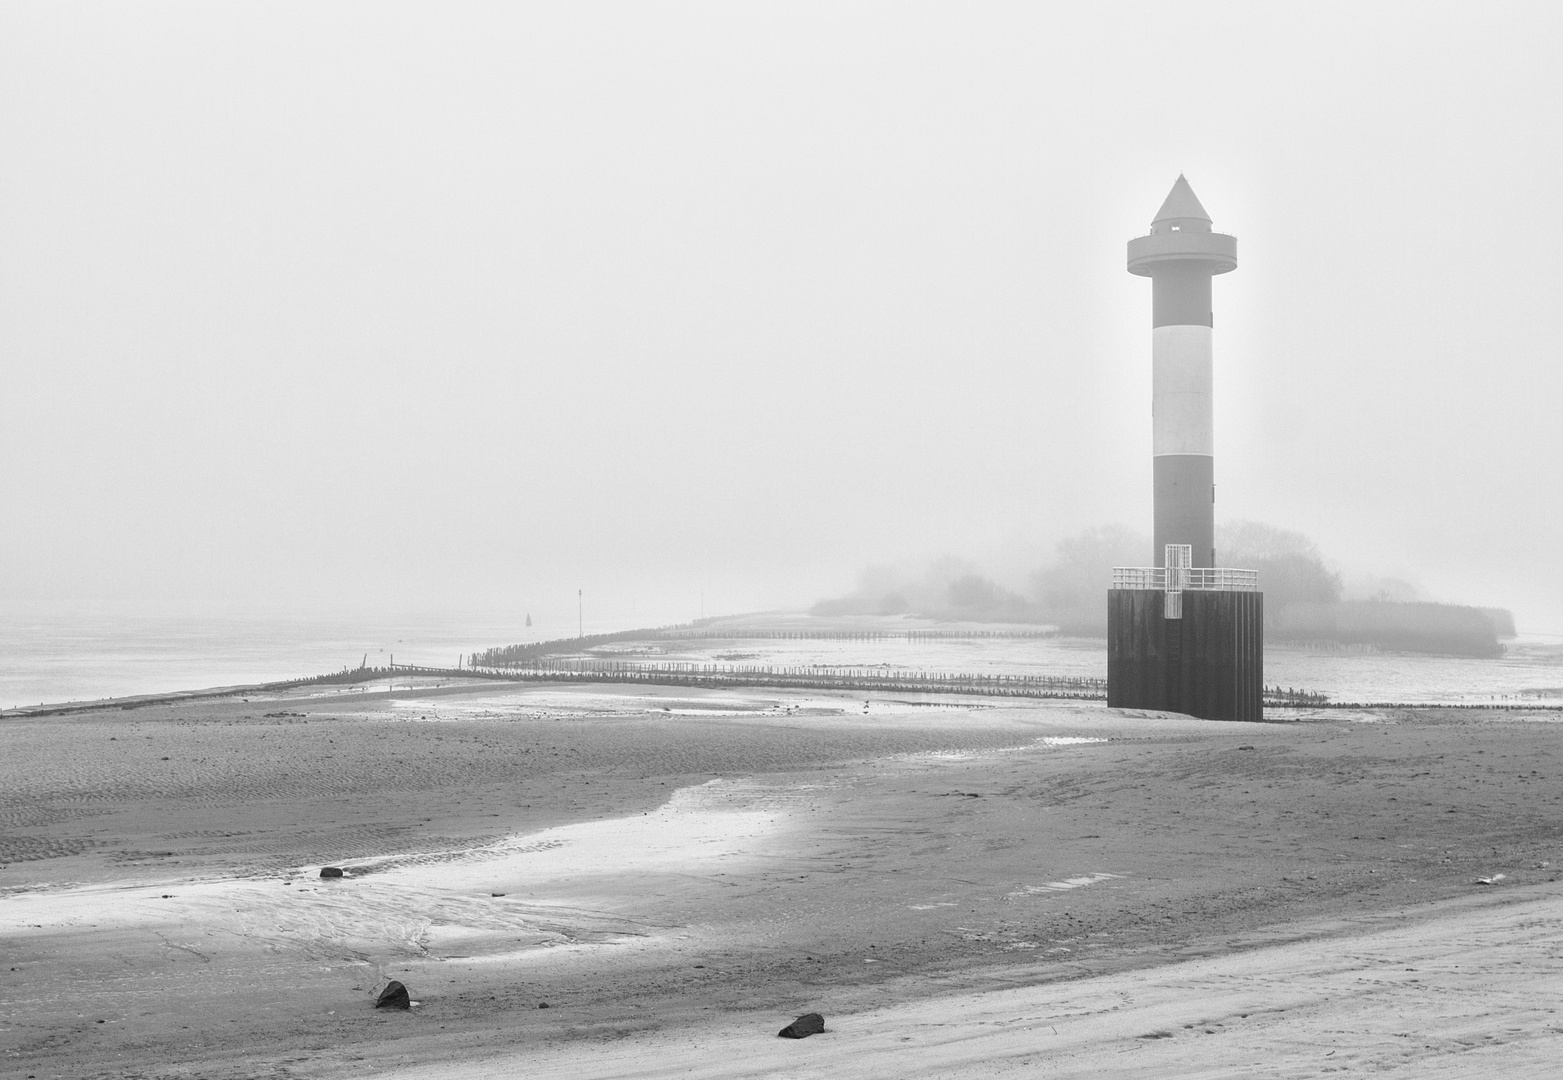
[810,521,1515,658]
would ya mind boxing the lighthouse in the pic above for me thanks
[1127,175,1236,568]
[1108,176,1262,722]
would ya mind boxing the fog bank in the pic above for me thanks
[2,4,1558,630]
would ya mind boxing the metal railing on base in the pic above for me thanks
[1111,567,1259,592]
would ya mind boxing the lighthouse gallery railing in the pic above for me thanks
[1111,566,1259,592]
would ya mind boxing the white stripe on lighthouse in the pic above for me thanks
[1152,324,1213,457]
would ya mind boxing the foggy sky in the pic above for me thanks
[2,3,1560,630]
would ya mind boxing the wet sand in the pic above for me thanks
[4,680,1562,1078]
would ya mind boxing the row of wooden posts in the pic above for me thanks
[358,658,1329,707]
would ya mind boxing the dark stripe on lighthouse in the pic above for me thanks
[1151,264,1212,328]
[1154,454,1215,568]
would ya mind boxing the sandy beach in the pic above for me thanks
[4,679,1562,1078]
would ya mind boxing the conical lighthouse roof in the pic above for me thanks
[1152,174,1211,226]
[1128,174,1236,274]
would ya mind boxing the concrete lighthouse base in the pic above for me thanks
[1107,588,1264,722]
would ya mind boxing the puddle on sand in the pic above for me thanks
[1009,873,1125,897]
[1,778,801,964]
[914,736,1108,762]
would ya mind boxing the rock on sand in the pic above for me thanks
[375,981,411,1010]
[778,1012,825,1038]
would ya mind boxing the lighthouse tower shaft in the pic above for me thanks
[1127,175,1236,568]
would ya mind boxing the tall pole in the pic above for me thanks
[1127,175,1236,568]
[578,588,583,639]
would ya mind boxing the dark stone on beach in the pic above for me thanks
[320,866,345,878]
[778,1012,825,1038]
[375,981,411,1009]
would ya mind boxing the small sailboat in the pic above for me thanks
[525,613,532,627]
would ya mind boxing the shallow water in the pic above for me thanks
[0,613,557,710]
[1264,634,1563,705]
[622,628,1563,707]
[4,613,1561,711]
